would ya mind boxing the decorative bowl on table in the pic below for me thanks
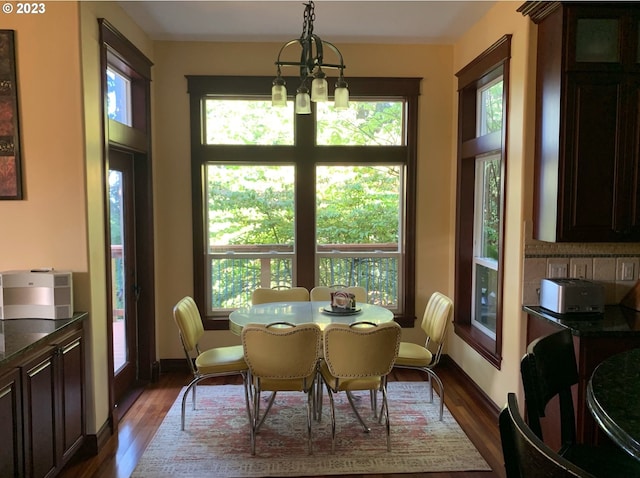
[330,291,356,312]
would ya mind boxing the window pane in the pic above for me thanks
[477,77,503,136]
[472,152,501,338]
[475,154,501,260]
[473,262,498,338]
[204,99,294,145]
[316,101,404,145]
[106,67,132,126]
[316,165,402,308]
[206,164,295,309]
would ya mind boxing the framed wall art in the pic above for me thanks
[0,30,22,200]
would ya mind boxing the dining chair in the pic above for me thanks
[393,291,452,420]
[499,392,596,478]
[241,321,322,455]
[521,329,640,477]
[310,285,367,303]
[251,286,310,304]
[172,296,250,431]
[320,320,401,453]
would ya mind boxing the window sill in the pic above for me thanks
[454,322,502,370]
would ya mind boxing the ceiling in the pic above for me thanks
[117,1,498,44]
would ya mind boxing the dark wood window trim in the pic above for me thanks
[186,76,420,330]
[454,35,511,369]
[98,18,156,411]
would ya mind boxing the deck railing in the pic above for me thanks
[208,244,399,311]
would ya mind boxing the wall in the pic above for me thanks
[152,41,456,357]
[0,3,86,278]
[450,1,534,407]
[0,0,153,437]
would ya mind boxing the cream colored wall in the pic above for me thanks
[152,41,455,357]
[0,3,86,275]
[448,1,535,408]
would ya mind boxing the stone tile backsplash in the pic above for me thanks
[522,240,640,306]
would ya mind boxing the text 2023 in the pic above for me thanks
[17,3,46,14]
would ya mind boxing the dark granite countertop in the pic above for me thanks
[0,312,88,367]
[523,305,640,337]
[587,348,640,459]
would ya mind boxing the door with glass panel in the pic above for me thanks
[108,150,138,406]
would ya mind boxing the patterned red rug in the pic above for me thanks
[132,382,491,477]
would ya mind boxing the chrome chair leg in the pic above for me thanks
[326,384,337,454]
[346,391,371,433]
[180,376,201,431]
[315,372,323,421]
[424,369,445,420]
[381,386,391,451]
[255,391,277,432]
[306,387,313,454]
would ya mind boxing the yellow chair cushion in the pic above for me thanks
[319,360,381,391]
[253,375,315,392]
[195,344,248,375]
[395,341,433,368]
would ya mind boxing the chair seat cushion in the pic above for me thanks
[319,360,382,391]
[196,344,248,374]
[395,341,433,368]
[254,376,315,392]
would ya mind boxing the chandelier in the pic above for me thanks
[271,0,349,114]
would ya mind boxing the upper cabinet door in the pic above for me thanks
[524,1,640,242]
[566,5,640,71]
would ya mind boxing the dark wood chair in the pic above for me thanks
[521,329,640,477]
[499,393,595,478]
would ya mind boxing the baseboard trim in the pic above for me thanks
[441,354,501,419]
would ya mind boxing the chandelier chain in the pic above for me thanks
[301,1,315,39]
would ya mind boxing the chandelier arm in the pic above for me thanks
[310,34,323,70]
[300,38,311,79]
[274,39,303,67]
[321,40,346,70]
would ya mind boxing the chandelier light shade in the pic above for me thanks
[272,1,349,113]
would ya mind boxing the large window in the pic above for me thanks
[188,76,419,329]
[454,36,510,368]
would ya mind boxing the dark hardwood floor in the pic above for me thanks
[60,359,506,478]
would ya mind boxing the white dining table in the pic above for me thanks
[228,301,394,335]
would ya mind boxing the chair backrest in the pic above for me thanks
[251,286,310,305]
[323,321,401,379]
[241,322,321,385]
[172,296,204,354]
[499,393,595,478]
[420,292,453,365]
[310,285,367,303]
[521,328,578,449]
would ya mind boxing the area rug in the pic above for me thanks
[132,382,491,477]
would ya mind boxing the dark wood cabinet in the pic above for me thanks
[523,2,640,241]
[0,317,85,478]
[22,327,84,478]
[0,368,23,478]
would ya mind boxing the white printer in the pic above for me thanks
[0,270,73,319]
